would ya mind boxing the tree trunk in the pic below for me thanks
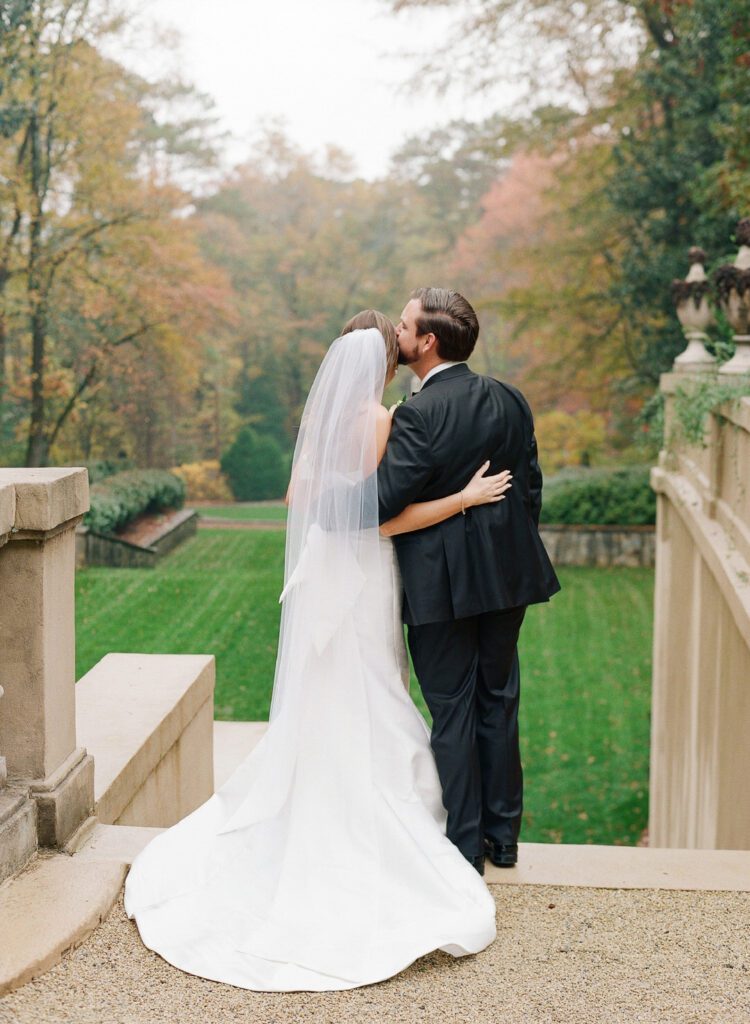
[0,312,6,416]
[25,297,49,466]
[24,99,50,468]
[213,383,221,460]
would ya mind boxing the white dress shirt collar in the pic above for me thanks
[410,361,460,395]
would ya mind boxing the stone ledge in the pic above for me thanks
[486,841,750,890]
[0,853,125,996]
[0,468,89,533]
[76,653,215,826]
[0,482,15,541]
[213,720,267,788]
[75,823,164,865]
[74,822,750,894]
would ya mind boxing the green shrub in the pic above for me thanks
[221,427,288,501]
[85,469,185,534]
[540,466,655,526]
[85,457,134,484]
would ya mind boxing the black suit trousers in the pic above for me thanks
[407,605,527,861]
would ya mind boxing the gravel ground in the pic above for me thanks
[2,884,749,1024]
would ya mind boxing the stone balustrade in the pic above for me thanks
[649,376,750,849]
[0,468,215,889]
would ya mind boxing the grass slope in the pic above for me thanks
[76,529,653,846]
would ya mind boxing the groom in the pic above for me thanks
[378,287,561,875]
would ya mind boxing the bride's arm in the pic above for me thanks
[375,404,513,536]
[380,462,512,537]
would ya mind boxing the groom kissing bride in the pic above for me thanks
[124,286,561,992]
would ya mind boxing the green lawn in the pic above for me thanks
[75,529,653,846]
[198,503,288,521]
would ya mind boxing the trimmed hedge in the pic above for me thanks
[85,458,134,485]
[85,469,186,534]
[539,466,656,526]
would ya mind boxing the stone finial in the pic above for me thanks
[715,218,750,375]
[672,246,716,373]
[736,218,750,248]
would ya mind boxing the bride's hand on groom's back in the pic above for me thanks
[462,461,512,509]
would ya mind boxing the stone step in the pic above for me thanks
[5,816,747,999]
[0,853,125,996]
[75,823,163,865]
[75,821,750,894]
[485,841,750,890]
[213,720,267,788]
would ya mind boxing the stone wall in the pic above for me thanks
[649,377,750,849]
[539,524,655,568]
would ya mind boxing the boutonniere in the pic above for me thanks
[388,394,409,417]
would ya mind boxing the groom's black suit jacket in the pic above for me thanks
[378,363,561,625]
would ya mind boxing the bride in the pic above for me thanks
[124,310,512,992]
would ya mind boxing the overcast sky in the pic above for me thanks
[117,0,509,180]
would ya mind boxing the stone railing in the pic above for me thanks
[649,378,750,849]
[0,469,215,886]
[0,469,94,875]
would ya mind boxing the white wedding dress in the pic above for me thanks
[124,329,496,991]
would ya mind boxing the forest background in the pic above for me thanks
[0,0,748,480]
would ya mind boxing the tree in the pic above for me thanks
[0,0,230,466]
[0,0,34,416]
[391,0,750,438]
[195,131,437,449]
[605,0,744,386]
[220,426,287,501]
[234,345,289,448]
[389,0,641,106]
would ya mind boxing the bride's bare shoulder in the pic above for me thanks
[374,402,391,464]
[374,403,391,426]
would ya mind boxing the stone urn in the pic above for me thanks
[671,247,716,373]
[715,218,750,376]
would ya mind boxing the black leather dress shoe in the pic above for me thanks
[484,839,518,867]
[470,853,485,876]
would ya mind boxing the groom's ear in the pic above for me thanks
[422,332,438,354]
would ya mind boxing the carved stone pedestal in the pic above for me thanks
[0,469,93,850]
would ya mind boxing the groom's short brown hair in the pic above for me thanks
[411,287,479,362]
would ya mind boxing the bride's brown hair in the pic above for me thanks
[341,310,399,376]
